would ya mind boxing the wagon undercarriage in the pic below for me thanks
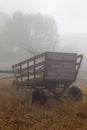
[11,52,83,104]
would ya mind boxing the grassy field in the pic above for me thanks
[0,79,87,130]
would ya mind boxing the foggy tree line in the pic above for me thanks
[0,11,58,62]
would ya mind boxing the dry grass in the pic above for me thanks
[0,79,87,129]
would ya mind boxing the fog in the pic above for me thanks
[0,0,87,81]
[1,0,87,34]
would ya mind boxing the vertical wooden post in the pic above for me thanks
[27,62,29,81]
[20,64,23,82]
[34,59,35,81]
[12,66,18,82]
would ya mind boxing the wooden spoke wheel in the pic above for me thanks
[68,86,83,101]
[32,89,47,105]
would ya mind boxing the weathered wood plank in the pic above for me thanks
[46,52,76,61]
[46,63,75,72]
[45,52,76,81]
[46,72,75,80]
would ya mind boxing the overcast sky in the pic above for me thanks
[0,0,87,35]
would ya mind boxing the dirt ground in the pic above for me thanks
[0,79,87,130]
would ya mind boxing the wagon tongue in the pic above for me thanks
[0,70,14,79]
[0,70,13,73]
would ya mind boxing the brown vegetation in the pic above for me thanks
[0,79,87,130]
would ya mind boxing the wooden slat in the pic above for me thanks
[16,69,44,77]
[77,54,83,58]
[46,63,75,72]
[47,69,75,73]
[46,73,75,80]
[14,61,45,73]
[46,52,76,61]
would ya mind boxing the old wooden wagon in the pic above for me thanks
[12,52,83,104]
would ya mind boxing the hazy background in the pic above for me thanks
[0,0,87,81]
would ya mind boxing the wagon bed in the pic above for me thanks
[12,52,83,87]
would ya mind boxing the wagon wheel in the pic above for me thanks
[68,86,83,101]
[32,89,47,105]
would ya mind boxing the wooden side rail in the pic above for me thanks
[75,54,83,78]
[12,52,45,68]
